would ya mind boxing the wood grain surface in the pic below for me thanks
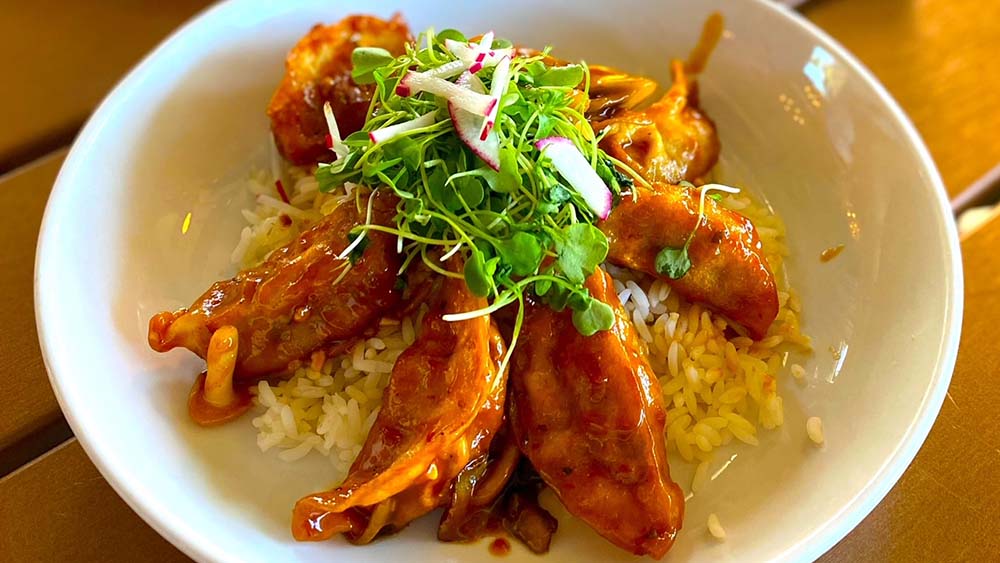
[0,440,188,562]
[0,153,64,454]
[0,0,211,173]
[803,0,1000,197]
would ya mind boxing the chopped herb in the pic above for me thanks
[556,223,608,284]
[393,275,408,292]
[572,298,615,335]
[609,162,633,188]
[655,246,692,279]
[654,183,741,280]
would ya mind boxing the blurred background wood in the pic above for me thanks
[0,153,68,475]
[0,0,211,173]
[803,0,1000,199]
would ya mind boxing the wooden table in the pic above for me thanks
[2,1,999,561]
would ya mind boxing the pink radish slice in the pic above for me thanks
[369,111,438,145]
[450,72,500,170]
[470,32,495,74]
[535,136,613,219]
[444,38,512,73]
[469,54,486,75]
[477,31,495,51]
[422,59,468,80]
[397,71,496,116]
[478,55,511,141]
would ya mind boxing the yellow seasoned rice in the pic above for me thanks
[707,513,726,540]
[806,416,825,445]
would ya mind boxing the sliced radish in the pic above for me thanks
[450,72,500,169]
[535,137,613,219]
[479,55,511,141]
[470,32,496,74]
[478,31,495,51]
[322,102,349,159]
[397,71,497,116]
[369,111,438,145]
[444,38,512,73]
[458,73,487,96]
[422,58,468,80]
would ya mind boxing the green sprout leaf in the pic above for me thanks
[498,232,543,276]
[556,223,609,284]
[548,184,572,204]
[655,246,692,279]
[491,37,513,49]
[443,175,485,210]
[537,64,585,88]
[544,284,572,312]
[524,60,548,81]
[495,144,522,193]
[351,47,394,84]
[436,29,467,44]
[382,137,422,171]
[534,278,552,296]
[536,113,556,138]
[572,298,615,336]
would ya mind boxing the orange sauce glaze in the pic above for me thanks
[686,12,724,74]
[489,537,511,557]
[187,372,253,426]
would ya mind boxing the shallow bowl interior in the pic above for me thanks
[35,0,962,561]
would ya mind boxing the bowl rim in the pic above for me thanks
[33,1,964,561]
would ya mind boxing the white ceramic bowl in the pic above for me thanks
[35,0,962,561]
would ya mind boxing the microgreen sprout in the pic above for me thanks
[315,28,641,352]
[655,182,741,279]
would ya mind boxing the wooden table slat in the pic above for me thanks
[0,1,211,173]
[0,152,66,453]
[0,440,188,562]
